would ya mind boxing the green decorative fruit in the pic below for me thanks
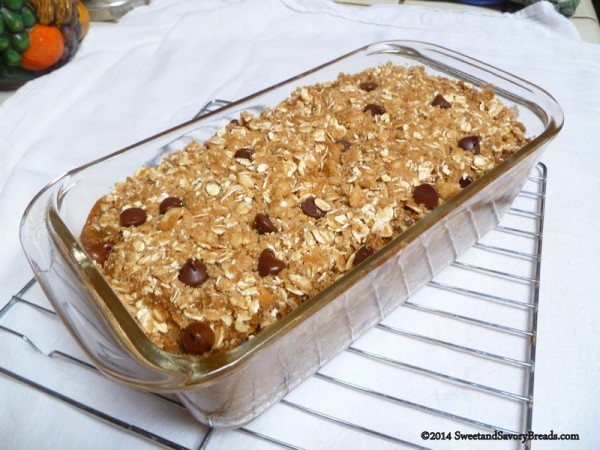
[4,0,25,10]
[1,8,25,33]
[2,47,21,65]
[11,31,28,51]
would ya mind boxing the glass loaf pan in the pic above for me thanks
[20,41,563,428]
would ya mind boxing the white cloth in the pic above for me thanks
[1,0,599,448]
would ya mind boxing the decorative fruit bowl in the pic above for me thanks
[0,0,89,90]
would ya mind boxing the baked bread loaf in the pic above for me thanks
[80,63,528,356]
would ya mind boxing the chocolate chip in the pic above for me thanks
[84,242,114,266]
[229,119,240,126]
[413,184,440,210]
[182,322,215,355]
[178,258,208,287]
[431,94,451,109]
[301,197,327,219]
[234,148,254,160]
[119,208,147,227]
[459,176,473,188]
[353,245,376,267]
[253,213,277,234]
[458,136,480,154]
[337,140,352,152]
[258,249,286,277]
[159,197,185,215]
[359,81,378,92]
[363,103,386,116]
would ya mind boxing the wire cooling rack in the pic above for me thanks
[0,100,547,449]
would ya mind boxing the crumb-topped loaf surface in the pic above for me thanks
[81,63,528,356]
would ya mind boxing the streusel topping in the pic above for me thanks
[81,63,527,355]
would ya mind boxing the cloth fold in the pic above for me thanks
[0,0,599,448]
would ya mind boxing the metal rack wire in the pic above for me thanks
[0,100,547,449]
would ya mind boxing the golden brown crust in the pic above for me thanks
[81,64,528,355]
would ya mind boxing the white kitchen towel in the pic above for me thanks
[0,0,599,448]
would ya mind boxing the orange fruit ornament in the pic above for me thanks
[21,24,64,71]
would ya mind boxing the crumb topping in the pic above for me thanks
[80,63,528,355]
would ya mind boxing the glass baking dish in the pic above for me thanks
[20,41,563,428]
